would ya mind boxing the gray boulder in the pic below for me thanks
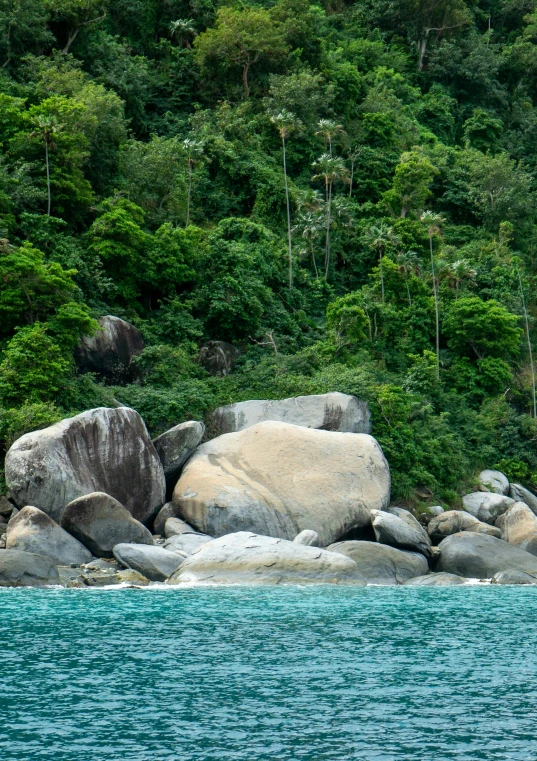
[326,541,428,584]
[164,532,213,555]
[372,509,431,556]
[168,531,361,585]
[425,506,445,517]
[293,530,319,546]
[6,506,92,565]
[211,392,371,436]
[75,315,144,383]
[163,517,199,538]
[509,484,537,515]
[113,543,184,581]
[404,572,467,586]
[478,469,509,495]
[428,510,501,543]
[5,407,165,524]
[199,341,239,377]
[0,549,59,586]
[495,502,537,555]
[0,496,14,518]
[492,569,537,585]
[61,492,154,558]
[152,421,205,486]
[462,492,515,524]
[436,532,537,578]
[173,421,390,546]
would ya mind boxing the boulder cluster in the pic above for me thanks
[2,393,537,587]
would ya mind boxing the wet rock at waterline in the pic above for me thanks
[211,392,371,436]
[152,421,205,486]
[478,470,509,495]
[6,506,92,566]
[5,407,165,524]
[495,502,537,555]
[373,509,431,556]
[492,569,537,585]
[75,315,144,383]
[436,532,537,578]
[427,510,501,543]
[113,543,185,582]
[61,492,154,558]
[404,572,467,586]
[0,549,59,587]
[326,541,429,585]
[168,532,361,585]
[173,421,390,546]
[462,492,515,524]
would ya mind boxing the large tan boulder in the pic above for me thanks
[427,510,501,543]
[168,532,361,585]
[172,421,390,546]
[495,502,537,555]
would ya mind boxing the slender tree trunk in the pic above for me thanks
[349,160,354,198]
[310,238,318,278]
[186,161,192,227]
[417,33,429,71]
[242,62,250,97]
[518,268,537,418]
[379,248,384,303]
[405,272,412,307]
[325,181,332,279]
[45,139,51,216]
[282,137,292,288]
[430,233,440,379]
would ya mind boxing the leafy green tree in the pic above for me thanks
[421,211,445,378]
[183,138,205,228]
[194,7,288,97]
[0,0,52,68]
[312,153,349,279]
[382,151,437,219]
[326,292,368,351]
[45,0,108,53]
[444,297,522,361]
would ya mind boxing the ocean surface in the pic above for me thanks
[1,585,536,761]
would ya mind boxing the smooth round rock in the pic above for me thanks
[113,543,185,582]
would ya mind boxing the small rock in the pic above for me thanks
[163,517,198,539]
[83,558,121,572]
[428,510,501,543]
[164,533,212,555]
[152,421,205,487]
[117,569,150,585]
[509,484,537,515]
[293,530,319,547]
[61,492,153,558]
[462,492,515,524]
[425,506,445,517]
[478,469,509,495]
[113,543,184,581]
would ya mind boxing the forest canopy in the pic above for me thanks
[1,0,537,505]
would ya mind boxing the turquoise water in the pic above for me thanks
[1,586,536,760]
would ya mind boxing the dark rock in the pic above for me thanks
[6,506,92,565]
[0,496,14,517]
[404,572,467,586]
[0,549,59,587]
[326,541,428,584]
[113,543,184,581]
[152,421,205,487]
[374,508,431,556]
[5,407,165,524]
[436,532,537,578]
[198,341,239,377]
[75,315,144,383]
[211,392,371,436]
[61,492,154,558]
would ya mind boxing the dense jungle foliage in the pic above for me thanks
[2,0,537,504]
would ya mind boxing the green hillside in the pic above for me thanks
[1,0,537,505]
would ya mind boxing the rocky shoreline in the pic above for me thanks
[2,393,537,588]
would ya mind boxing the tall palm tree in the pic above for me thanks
[517,264,537,419]
[293,210,323,278]
[445,259,477,299]
[270,110,299,288]
[346,144,361,198]
[312,153,349,279]
[315,119,345,156]
[30,115,63,216]
[396,250,420,306]
[170,18,197,47]
[364,223,395,303]
[183,138,205,227]
[420,211,445,379]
